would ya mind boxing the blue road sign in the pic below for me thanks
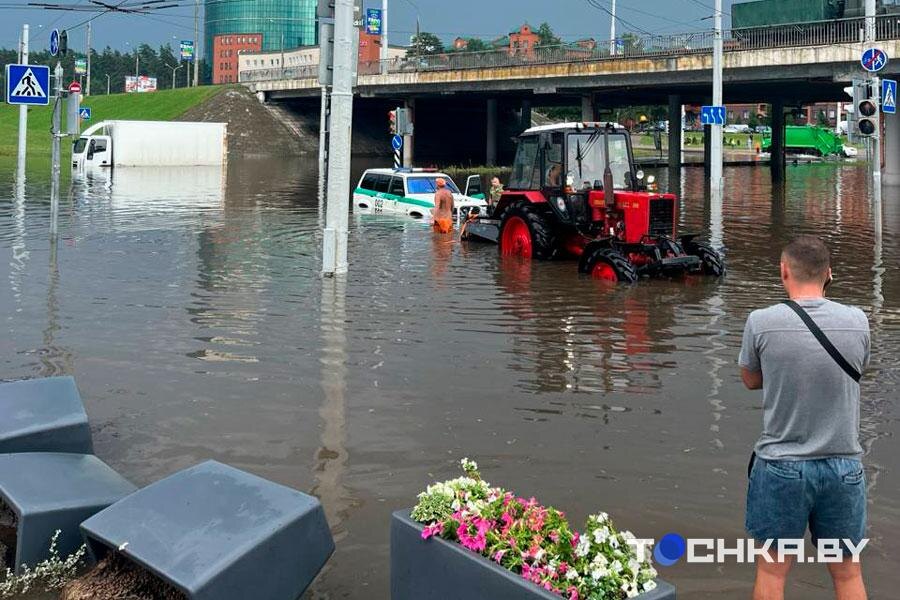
[391,134,403,151]
[6,64,50,106]
[50,29,60,56]
[701,105,727,126]
[861,48,888,73]
[883,79,897,115]
[79,107,92,121]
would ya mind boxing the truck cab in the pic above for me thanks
[72,134,112,170]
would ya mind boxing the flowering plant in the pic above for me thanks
[411,459,659,600]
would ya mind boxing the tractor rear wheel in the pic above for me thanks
[497,200,558,260]
[578,247,638,283]
[685,241,726,277]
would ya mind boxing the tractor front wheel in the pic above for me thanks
[497,201,558,260]
[578,247,638,283]
[685,241,726,277]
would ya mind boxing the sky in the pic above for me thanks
[0,0,742,55]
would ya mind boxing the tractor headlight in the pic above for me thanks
[556,197,567,212]
[636,170,645,181]
[646,175,656,185]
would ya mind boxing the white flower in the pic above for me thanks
[595,512,609,523]
[575,537,591,557]
[566,568,579,581]
[591,554,609,567]
[628,559,641,574]
[592,526,610,544]
[642,580,658,592]
[610,559,623,574]
[533,548,545,562]
[609,535,620,549]
[591,567,609,581]
[622,530,636,541]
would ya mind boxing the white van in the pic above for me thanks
[353,169,488,220]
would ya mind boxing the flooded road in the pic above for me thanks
[1,159,899,599]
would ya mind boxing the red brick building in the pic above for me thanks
[509,24,540,57]
[213,33,263,84]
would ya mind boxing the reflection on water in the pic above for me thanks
[1,160,899,598]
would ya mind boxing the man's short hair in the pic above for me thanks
[782,236,830,282]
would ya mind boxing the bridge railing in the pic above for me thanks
[240,14,900,84]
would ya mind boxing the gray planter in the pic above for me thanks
[0,376,93,455]
[0,453,136,573]
[80,460,334,600]
[391,510,675,600]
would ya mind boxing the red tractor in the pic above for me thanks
[464,122,724,282]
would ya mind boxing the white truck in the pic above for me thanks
[72,120,228,170]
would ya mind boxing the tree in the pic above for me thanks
[536,22,560,47]
[407,32,445,57]
[451,38,491,53]
[620,33,643,53]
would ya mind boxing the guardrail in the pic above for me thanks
[240,14,900,84]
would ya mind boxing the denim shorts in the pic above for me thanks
[746,457,867,555]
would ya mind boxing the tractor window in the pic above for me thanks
[566,132,632,191]
[509,136,540,189]
[543,133,564,188]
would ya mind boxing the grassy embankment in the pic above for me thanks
[0,85,225,176]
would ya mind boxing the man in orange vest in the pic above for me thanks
[432,178,455,234]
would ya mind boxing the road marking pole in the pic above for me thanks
[17,24,29,183]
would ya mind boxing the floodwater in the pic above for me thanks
[1,158,899,599]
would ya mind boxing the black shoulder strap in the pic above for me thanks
[782,300,861,383]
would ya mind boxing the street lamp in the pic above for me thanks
[106,73,110,95]
[169,63,184,88]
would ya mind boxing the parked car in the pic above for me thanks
[755,125,772,134]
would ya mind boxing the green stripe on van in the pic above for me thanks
[354,187,433,208]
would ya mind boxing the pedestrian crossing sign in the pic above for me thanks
[6,64,50,106]
[882,79,897,115]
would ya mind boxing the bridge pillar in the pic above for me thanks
[581,95,595,121]
[521,100,532,131]
[771,99,786,184]
[668,95,682,169]
[884,113,900,187]
[486,98,498,167]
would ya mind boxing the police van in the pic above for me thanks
[353,169,488,221]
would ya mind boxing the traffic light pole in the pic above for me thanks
[322,0,357,276]
[51,62,63,239]
[710,0,724,195]
[873,75,882,185]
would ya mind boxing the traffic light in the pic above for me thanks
[317,1,334,86]
[396,108,413,135]
[59,30,68,56]
[856,82,878,137]
[389,110,397,134]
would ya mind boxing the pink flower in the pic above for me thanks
[567,586,580,600]
[493,549,507,563]
[421,521,444,540]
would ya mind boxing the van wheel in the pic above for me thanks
[497,201,558,260]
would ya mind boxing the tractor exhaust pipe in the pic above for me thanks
[603,126,615,209]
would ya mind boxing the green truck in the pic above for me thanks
[761,125,849,157]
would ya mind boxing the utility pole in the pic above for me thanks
[322,0,357,275]
[17,24,29,182]
[193,0,200,87]
[609,0,617,55]
[86,21,91,96]
[51,62,63,238]
[106,73,110,95]
[710,0,724,194]
[381,0,388,74]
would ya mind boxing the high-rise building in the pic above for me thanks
[205,0,317,57]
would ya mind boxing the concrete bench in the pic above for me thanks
[391,510,676,600]
[0,376,93,455]
[0,453,136,573]
[80,460,334,600]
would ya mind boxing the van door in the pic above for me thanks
[84,136,112,168]
[464,175,484,199]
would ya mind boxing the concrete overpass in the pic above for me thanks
[243,16,900,181]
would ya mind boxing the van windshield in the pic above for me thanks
[73,138,88,154]
[406,177,459,195]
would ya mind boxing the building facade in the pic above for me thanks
[213,34,263,84]
[204,0,317,60]
[509,24,540,57]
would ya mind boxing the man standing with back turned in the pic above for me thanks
[740,236,870,600]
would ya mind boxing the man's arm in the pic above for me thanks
[742,368,763,390]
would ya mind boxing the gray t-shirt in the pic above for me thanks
[739,298,870,460]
